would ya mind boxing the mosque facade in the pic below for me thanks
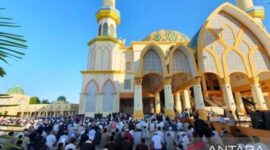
[79,0,270,119]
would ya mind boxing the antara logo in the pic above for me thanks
[209,145,264,150]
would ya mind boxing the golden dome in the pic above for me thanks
[143,30,190,42]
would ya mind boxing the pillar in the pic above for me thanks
[133,77,144,119]
[221,78,236,112]
[174,92,182,113]
[79,93,87,114]
[115,92,120,113]
[164,76,175,118]
[201,75,208,97]
[192,78,207,120]
[155,93,161,114]
[250,77,268,110]
[192,78,206,109]
[234,92,246,115]
[183,90,191,110]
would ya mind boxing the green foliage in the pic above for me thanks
[0,8,27,77]
[29,96,40,104]
[41,99,50,104]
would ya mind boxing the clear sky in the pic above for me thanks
[1,0,269,103]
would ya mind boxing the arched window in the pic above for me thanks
[85,81,97,112]
[98,24,102,36]
[173,49,191,74]
[202,50,218,74]
[110,24,115,37]
[143,49,163,74]
[103,80,115,112]
[103,23,109,36]
[226,50,246,74]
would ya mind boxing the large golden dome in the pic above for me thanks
[143,30,190,42]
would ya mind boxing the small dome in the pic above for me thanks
[57,96,66,102]
[7,86,25,95]
[143,30,190,42]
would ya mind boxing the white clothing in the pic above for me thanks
[46,134,57,149]
[64,143,76,150]
[152,134,163,149]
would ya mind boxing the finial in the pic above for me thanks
[103,0,115,8]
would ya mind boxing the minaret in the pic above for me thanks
[96,0,120,38]
[236,0,265,26]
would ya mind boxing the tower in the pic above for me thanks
[79,0,123,116]
[96,0,120,38]
[236,0,265,25]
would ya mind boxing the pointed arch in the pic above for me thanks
[252,49,270,74]
[109,24,115,37]
[221,25,235,46]
[85,79,99,93]
[85,80,98,112]
[137,43,167,77]
[98,24,102,36]
[169,44,198,77]
[223,50,248,76]
[201,50,219,75]
[197,2,270,63]
[102,79,115,112]
[103,23,109,36]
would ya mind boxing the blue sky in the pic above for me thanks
[1,0,269,103]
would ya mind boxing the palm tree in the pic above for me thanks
[0,8,27,77]
[0,8,26,150]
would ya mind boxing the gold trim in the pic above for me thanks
[88,36,123,46]
[81,70,132,74]
[96,9,120,25]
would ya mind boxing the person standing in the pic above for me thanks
[151,133,163,150]
[135,138,148,150]
[46,130,57,150]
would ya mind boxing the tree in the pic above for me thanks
[29,96,40,104]
[0,8,27,77]
[41,99,50,104]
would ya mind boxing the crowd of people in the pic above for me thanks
[0,112,269,150]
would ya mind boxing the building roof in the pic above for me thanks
[6,86,25,95]
[143,30,190,42]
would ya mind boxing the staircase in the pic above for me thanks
[242,98,256,114]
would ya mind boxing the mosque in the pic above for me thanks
[79,0,270,119]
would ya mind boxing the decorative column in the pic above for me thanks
[234,92,246,115]
[96,92,103,115]
[133,77,144,119]
[201,75,208,97]
[174,92,182,113]
[164,76,175,118]
[221,78,236,112]
[250,77,268,110]
[115,92,120,113]
[79,93,87,114]
[192,78,207,120]
[192,78,206,109]
[155,93,161,114]
[183,90,191,110]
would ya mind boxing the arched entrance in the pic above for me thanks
[142,73,164,114]
[230,72,252,115]
[202,73,225,107]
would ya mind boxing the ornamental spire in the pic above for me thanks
[236,0,264,26]
[103,0,115,8]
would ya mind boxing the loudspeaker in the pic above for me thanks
[250,111,265,130]
[263,111,270,130]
